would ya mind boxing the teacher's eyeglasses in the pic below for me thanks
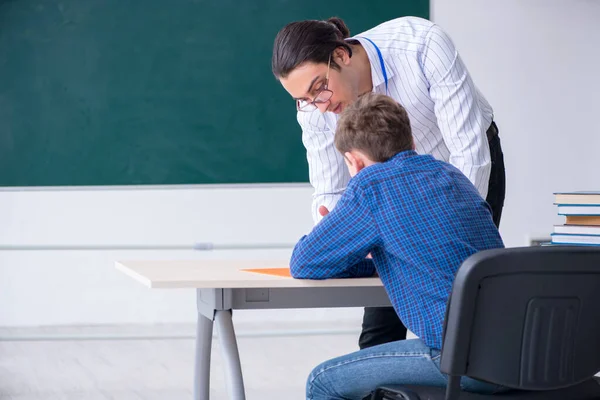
[296,55,333,112]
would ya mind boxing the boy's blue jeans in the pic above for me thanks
[306,338,505,400]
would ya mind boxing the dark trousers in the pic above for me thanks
[358,121,506,349]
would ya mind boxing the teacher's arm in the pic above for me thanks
[298,111,351,224]
[421,24,492,198]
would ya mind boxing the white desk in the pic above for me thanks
[116,260,390,400]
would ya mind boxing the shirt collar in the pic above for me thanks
[389,150,418,164]
[350,36,395,93]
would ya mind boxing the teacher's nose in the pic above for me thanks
[316,101,330,114]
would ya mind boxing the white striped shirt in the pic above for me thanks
[298,17,494,223]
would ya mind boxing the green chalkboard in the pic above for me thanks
[0,0,429,186]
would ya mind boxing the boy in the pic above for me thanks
[290,93,505,399]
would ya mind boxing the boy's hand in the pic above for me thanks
[320,205,372,259]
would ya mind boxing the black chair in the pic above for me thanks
[371,246,600,400]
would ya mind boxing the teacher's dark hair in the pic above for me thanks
[272,17,356,79]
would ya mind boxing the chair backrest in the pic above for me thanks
[440,246,600,391]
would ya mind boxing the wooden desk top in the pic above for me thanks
[116,259,383,289]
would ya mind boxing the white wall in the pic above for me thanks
[2,0,600,327]
[432,0,600,246]
[0,186,363,327]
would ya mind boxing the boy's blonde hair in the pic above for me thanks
[334,93,414,162]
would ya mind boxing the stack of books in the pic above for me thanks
[551,192,600,247]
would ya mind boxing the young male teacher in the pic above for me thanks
[271,16,506,349]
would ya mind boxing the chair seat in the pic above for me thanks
[375,377,600,400]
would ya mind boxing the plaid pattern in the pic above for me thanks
[290,150,504,349]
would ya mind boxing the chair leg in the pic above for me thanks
[370,387,421,400]
[445,376,461,400]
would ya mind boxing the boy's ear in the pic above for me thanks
[344,151,366,174]
[344,151,356,166]
[344,151,357,167]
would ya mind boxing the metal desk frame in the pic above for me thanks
[194,286,391,400]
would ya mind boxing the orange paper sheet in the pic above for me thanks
[242,268,292,278]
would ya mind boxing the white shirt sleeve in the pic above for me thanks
[298,111,350,225]
[421,24,491,198]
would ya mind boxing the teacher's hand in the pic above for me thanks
[318,205,330,217]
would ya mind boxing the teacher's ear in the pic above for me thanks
[333,47,352,67]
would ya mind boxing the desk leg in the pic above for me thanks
[194,312,214,400]
[215,310,246,400]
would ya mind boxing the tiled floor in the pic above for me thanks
[0,323,361,400]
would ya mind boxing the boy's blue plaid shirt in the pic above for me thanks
[290,150,504,349]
